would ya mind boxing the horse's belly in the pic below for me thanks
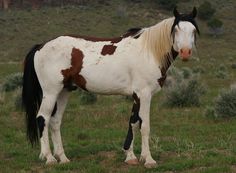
[81,65,132,95]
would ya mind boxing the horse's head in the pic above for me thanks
[171,7,200,61]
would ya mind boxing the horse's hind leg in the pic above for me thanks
[37,91,60,164]
[50,89,70,163]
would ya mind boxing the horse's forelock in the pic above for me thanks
[171,14,200,35]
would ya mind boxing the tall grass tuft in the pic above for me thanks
[0,89,5,105]
[214,87,236,118]
[193,66,205,74]
[2,72,23,92]
[215,65,228,79]
[14,88,22,110]
[215,70,227,79]
[204,106,216,119]
[181,67,192,79]
[79,90,97,105]
[231,63,236,69]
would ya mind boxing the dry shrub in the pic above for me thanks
[163,67,206,107]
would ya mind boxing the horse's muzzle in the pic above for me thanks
[180,48,192,61]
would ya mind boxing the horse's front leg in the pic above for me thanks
[138,90,157,168]
[123,93,141,165]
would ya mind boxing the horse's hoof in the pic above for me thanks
[144,162,157,168]
[46,156,58,165]
[60,159,70,164]
[39,153,46,160]
[54,153,70,164]
[125,158,139,165]
[59,157,70,164]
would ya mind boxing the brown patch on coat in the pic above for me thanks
[101,44,117,56]
[61,48,87,91]
[158,47,179,87]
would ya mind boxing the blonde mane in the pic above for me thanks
[141,17,175,68]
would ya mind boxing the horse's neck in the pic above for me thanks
[159,47,178,76]
[139,18,175,72]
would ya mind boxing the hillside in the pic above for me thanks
[0,0,235,62]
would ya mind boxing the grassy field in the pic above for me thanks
[0,0,236,172]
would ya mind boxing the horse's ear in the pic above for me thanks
[173,6,180,18]
[191,7,197,18]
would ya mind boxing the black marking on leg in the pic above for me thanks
[51,103,57,117]
[132,92,142,128]
[36,116,45,138]
[123,123,133,150]
[123,92,142,150]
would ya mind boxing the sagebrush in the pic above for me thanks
[2,72,23,92]
[214,88,236,117]
[163,67,206,107]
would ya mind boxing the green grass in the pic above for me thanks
[0,0,236,172]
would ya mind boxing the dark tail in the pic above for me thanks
[22,44,43,146]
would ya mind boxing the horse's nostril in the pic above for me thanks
[180,48,192,56]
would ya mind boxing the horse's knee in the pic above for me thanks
[140,123,150,136]
[50,118,61,131]
[38,93,59,117]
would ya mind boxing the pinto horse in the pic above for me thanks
[22,7,199,168]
